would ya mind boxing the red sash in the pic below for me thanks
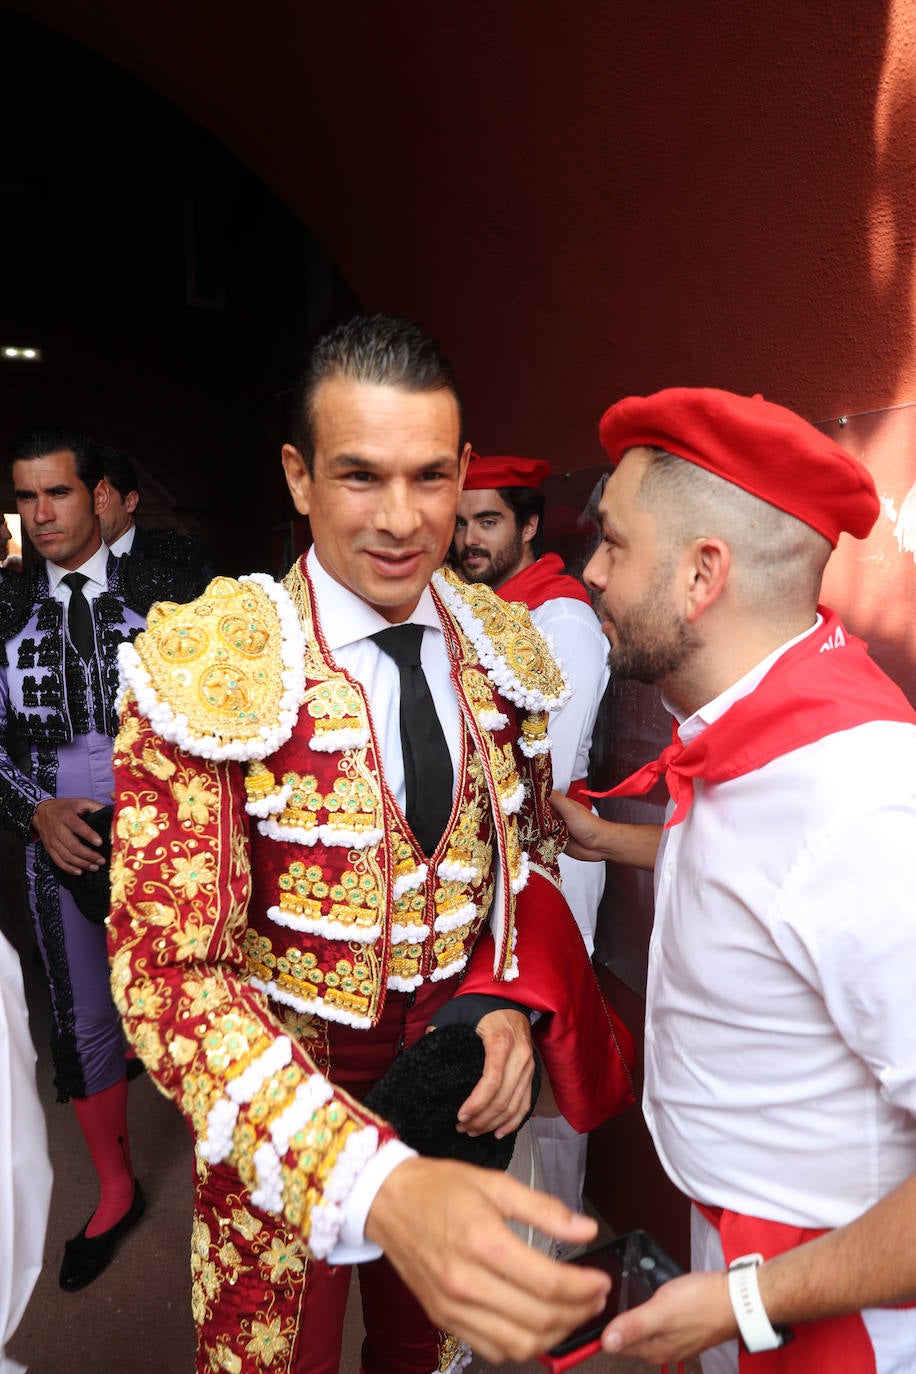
[695,1203,876,1373]
[497,553,593,610]
[589,607,916,825]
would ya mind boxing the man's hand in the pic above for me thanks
[550,790,661,871]
[32,798,105,875]
[601,1269,736,1366]
[457,1008,534,1138]
[366,1156,610,1364]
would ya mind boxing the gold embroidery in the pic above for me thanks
[134,578,285,744]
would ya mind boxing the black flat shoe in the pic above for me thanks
[125,1056,146,1083]
[59,1180,146,1292]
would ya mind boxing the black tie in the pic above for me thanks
[371,623,453,856]
[62,572,94,661]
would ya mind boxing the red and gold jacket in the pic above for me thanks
[107,561,581,1259]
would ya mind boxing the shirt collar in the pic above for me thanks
[46,543,111,595]
[306,546,443,651]
[669,614,823,744]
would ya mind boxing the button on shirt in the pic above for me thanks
[645,620,916,1230]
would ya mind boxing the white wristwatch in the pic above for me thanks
[727,1253,791,1353]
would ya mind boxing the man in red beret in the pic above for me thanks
[453,453,611,1221]
[553,388,916,1373]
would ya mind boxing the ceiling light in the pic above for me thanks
[2,346,42,361]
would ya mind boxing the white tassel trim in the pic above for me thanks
[387,973,425,991]
[226,1036,293,1104]
[477,709,509,732]
[308,1125,380,1259]
[198,1034,293,1166]
[251,1141,283,1213]
[309,727,370,753]
[269,1075,335,1155]
[392,864,428,899]
[436,859,479,883]
[390,922,430,944]
[257,817,383,849]
[199,1098,240,1164]
[518,735,552,758]
[266,904,382,944]
[510,852,530,895]
[433,572,570,713]
[116,574,307,761]
[500,782,526,816]
[245,783,293,818]
[250,976,373,1028]
[434,902,476,933]
[443,1342,473,1373]
[429,956,468,982]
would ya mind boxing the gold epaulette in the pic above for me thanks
[119,574,307,761]
[432,566,569,712]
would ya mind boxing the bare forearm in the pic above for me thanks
[598,820,662,870]
[759,1173,916,1326]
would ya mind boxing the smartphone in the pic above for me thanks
[539,1229,684,1372]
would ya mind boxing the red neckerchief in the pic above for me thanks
[497,553,593,610]
[590,607,916,827]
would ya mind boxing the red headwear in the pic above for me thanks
[598,387,879,547]
[462,453,553,490]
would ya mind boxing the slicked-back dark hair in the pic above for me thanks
[99,445,139,499]
[289,313,464,474]
[498,484,545,559]
[7,425,106,495]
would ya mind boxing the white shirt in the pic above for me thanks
[46,543,111,605]
[306,548,461,808]
[530,593,609,954]
[645,628,916,1229]
[529,596,609,795]
[305,548,460,1258]
[107,526,135,558]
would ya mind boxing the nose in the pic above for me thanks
[583,544,606,591]
[373,482,422,539]
[34,493,55,524]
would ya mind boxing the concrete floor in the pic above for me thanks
[2,839,688,1374]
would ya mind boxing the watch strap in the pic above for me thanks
[727,1252,789,1353]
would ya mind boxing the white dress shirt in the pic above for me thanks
[645,623,916,1229]
[305,548,461,1259]
[530,594,609,955]
[46,542,111,605]
[107,526,135,558]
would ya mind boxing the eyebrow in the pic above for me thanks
[15,483,74,497]
[466,507,505,520]
[327,452,460,474]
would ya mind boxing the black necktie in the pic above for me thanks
[62,572,94,661]
[370,623,453,856]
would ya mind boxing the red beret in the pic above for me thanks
[598,387,879,547]
[462,453,553,490]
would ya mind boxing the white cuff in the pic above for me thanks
[326,1140,417,1265]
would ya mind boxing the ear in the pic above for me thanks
[520,511,539,548]
[125,490,140,516]
[683,536,731,622]
[93,479,111,517]
[281,444,312,517]
[457,441,471,490]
